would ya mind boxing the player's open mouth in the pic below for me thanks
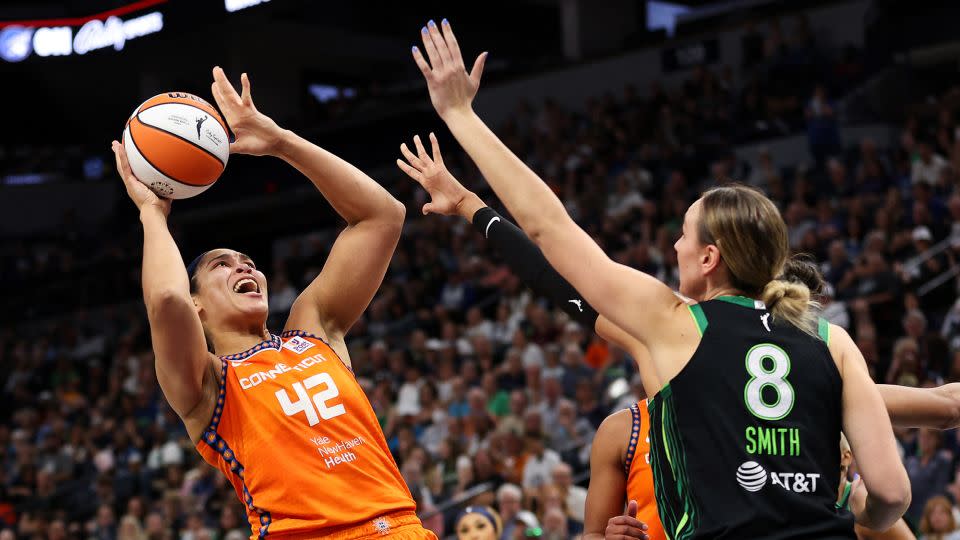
[233,278,261,295]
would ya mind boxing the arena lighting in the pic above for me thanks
[0,0,166,62]
[225,0,271,13]
[0,11,163,61]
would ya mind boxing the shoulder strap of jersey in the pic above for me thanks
[817,317,831,345]
[687,304,708,337]
[279,329,353,374]
[835,480,852,510]
[624,402,643,473]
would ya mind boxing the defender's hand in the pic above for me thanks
[397,133,481,218]
[411,19,487,121]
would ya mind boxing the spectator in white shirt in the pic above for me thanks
[912,139,949,186]
[465,306,494,340]
[522,433,561,490]
[551,462,587,524]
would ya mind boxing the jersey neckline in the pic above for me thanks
[219,333,281,361]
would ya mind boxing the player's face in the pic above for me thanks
[675,199,708,299]
[456,515,497,540]
[194,249,269,325]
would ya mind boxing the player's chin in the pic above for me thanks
[234,294,269,314]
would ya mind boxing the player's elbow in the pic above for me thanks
[146,289,194,320]
[387,198,406,226]
[379,200,406,240]
[370,198,405,233]
[872,480,912,525]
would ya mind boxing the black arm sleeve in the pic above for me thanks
[472,207,599,328]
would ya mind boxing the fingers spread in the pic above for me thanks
[400,143,424,170]
[420,26,443,71]
[440,19,464,69]
[429,132,443,164]
[396,159,423,183]
[470,52,488,86]
[240,72,253,107]
[212,66,242,108]
[426,19,452,66]
[413,134,429,160]
[412,46,432,76]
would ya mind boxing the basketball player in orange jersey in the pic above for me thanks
[109,66,436,539]
[395,126,960,540]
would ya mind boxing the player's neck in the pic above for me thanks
[701,284,744,303]
[210,325,271,357]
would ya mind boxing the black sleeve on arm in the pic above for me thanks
[472,207,599,327]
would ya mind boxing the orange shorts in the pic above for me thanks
[318,511,438,540]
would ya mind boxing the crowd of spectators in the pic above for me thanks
[3,13,960,540]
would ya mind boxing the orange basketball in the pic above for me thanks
[122,92,230,199]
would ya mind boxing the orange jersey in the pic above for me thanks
[195,331,432,539]
[625,401,666,540]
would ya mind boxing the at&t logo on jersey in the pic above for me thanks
[736,461,820,494]
[736,461,767,491]
[283,336,315,354]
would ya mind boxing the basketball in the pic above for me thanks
[122,92,230,199]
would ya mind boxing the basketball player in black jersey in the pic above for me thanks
[406,20,910,539]
[398,133,960,540]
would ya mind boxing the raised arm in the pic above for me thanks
[112,143,210,422]
[409,20,682,352]
[831,326,911,530]
[397,132,661,392]
[210,68,404,353]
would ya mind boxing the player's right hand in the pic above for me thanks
[411,19,487,121]
[605,500,650,540]
[210,67,285,157]
[397,132,477,218]
[113,140,171,217]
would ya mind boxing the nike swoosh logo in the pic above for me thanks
[485,216,501,238]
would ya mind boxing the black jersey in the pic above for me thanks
[648,296,853,540]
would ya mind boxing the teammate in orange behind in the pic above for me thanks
[837,435,916,540]
[111,67,435,540]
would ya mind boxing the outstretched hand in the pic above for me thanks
[605,500,650,540]
[112,141,171,216]
[210,67,285,156]
[411,19,487,120]
[396,132,480,218]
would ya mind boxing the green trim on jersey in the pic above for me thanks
[716,295,766,309]
[688,305,708,336]
[835,480,852,510]
[650,384,700,540]
[817,318,831,344]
